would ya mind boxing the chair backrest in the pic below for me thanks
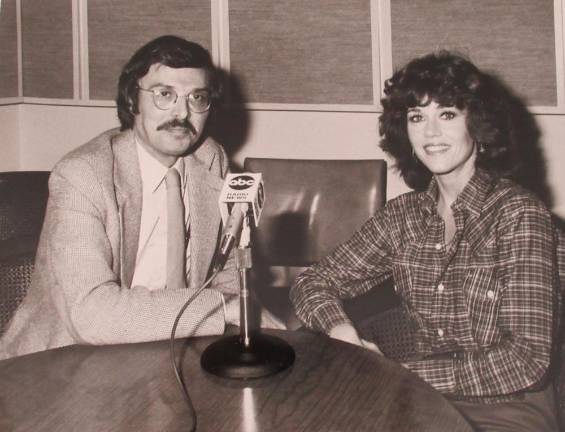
[0,171,50,243]
[243,158,387,268]
[0,171,50,335]
[243,159,417,359]
[243,158,386,326]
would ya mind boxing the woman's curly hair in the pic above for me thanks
[379,51,541,192]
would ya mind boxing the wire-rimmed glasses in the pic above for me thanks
[138,86,212,113]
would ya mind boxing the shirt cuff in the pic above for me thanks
[309,301,352,333]
[220,292,227,320]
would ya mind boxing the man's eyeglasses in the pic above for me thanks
[138,86,212,113]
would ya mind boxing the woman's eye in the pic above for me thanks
[440,111,456,120]
[407,113,423,123]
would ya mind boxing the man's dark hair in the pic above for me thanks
[379,51,535,191]
[116,35,221,131]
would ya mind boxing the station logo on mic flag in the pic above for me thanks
[219,173,264,227]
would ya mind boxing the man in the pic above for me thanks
[1,35,277,360]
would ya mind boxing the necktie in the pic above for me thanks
[165,167,186,289]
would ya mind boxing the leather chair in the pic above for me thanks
[0,171,50,335]
[243,158,414,360]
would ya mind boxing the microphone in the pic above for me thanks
[202,172,295,379]
[214,174,264,271]
[215,202,247,270]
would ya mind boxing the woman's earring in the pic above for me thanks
[477,142,486,154]
[411,147,421,164]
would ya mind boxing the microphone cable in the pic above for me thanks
[169,266,222,432]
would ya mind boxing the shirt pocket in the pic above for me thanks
[463,266,503,347]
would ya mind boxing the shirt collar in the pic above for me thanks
[419,168,495,217]
[451,168,495,216]
[135,137,185,194]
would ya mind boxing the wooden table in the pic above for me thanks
[0,329,472,431]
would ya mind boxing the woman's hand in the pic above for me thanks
[329,323,383,355]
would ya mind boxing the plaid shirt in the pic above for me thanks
[291,169,560,403]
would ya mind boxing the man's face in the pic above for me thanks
[133,64,210,167]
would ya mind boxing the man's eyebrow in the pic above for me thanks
[145,83,210,92]
[146,82,171,88]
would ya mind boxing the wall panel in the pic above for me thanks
[390,0,557,107]
[0,0,19,98]
[0,105,21,170]
[21,0,74,99]
[88,0,212,100]
[228,0,374,105]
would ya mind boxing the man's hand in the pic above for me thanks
[329,323,383,355]
[223,295,286,330]
[259,308,286,330]
[224,295,240,326]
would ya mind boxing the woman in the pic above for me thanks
[290,51,560,431]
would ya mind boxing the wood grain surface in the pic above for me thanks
[0,329,472,431]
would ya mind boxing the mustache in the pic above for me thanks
[156,119,196,134]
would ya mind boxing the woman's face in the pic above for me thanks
[407,99,476,182]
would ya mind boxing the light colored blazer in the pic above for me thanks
[0,128,239,360]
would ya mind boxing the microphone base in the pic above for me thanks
[201,334,295,379]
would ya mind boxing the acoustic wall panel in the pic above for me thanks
[0,0,19,98]
[229,0,374,105]
[390,0,557,107]
[88,0,212,100]
[21,0,74,99]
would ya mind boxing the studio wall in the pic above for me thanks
[3,0,565,218]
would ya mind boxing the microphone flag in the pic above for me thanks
[219,173,265,228]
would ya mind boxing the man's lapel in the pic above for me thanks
[112,130,142,288]
[185,151,224,288]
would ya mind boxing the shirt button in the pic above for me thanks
[487,290,495,299]
[434,243,442,250]
[437,283,444,293]
[437,328,444,337]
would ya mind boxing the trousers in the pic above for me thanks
[451,384,559,432]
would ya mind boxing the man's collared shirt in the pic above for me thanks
[291,169,559,402]
[131,140,191,290]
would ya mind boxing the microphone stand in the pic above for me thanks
[201,214,295,379]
